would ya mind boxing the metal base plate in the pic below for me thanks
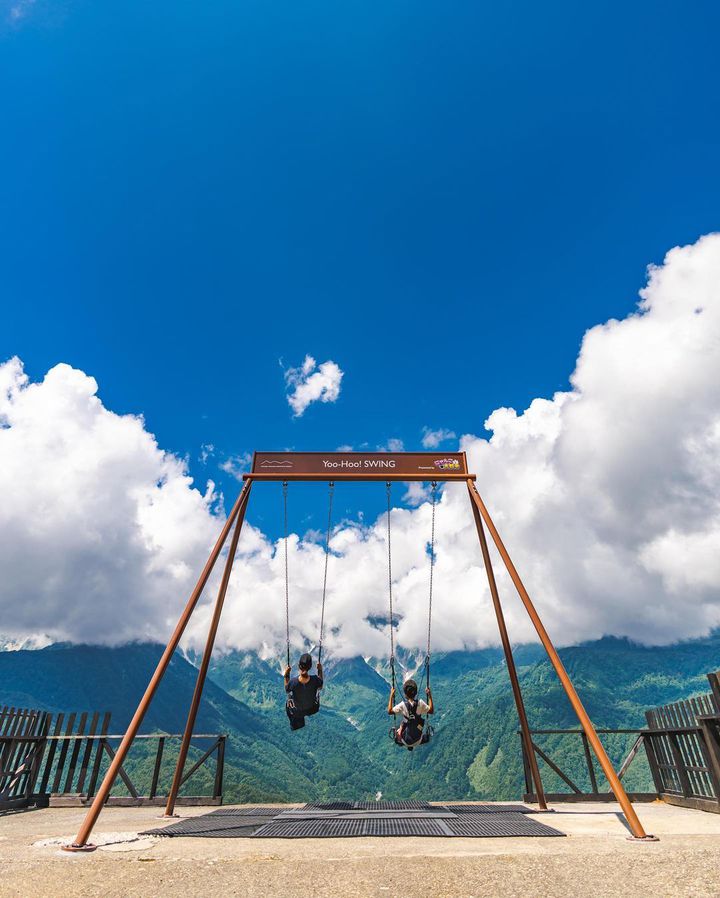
[142,812,278,838]
[142,802,563,839]
[442,803,534,814]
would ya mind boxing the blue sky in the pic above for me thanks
[2,1,720,534]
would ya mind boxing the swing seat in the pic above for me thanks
[286,694,321,731]
[389,722,434,749]
[286,697,304,730]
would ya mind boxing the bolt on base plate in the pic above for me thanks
[61,843,97,853]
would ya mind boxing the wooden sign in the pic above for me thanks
[249,451,469,480]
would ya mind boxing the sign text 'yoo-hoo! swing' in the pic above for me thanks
[249,451,470,480]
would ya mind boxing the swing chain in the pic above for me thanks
[283,481,290,669]
[386,482,397,699]
[318,481,334,665]
[425,482,437,690]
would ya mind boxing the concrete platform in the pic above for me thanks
[1,800,720,898]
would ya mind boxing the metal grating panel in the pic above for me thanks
[253,819,366,839]
[440,803,534,814]
[142,813,277,838]
[354,800,431,810]
[302,801,355,811]
[444,813,564,838]
[208,807,286,817]
[362,818,451,837]
[142,804,565,840]
[162,824,264,839]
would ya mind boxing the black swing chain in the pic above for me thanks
[424,482,438,692]
[283,481,290,670]
[317,481,334,666]
[386,482,397,707]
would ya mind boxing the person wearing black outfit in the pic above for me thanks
[284,652,324,730]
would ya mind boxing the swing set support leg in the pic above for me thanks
[466,482,548,810]
[466,479,656,841]
[65,481,252,851]
[164,480,253,817]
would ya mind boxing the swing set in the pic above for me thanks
[65,450,655,850]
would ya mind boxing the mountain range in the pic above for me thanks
[1,633,719,802]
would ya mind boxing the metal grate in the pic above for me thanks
[362,818,451,837]
[208,807,287,817]
[142,804,565,840]
[444,813,564,838]
[353,800,431,810]
[143,813,277,837]
[253,819,366,839]
[440,803,534,814]
[161,824,264,839]
[302,801,355,811]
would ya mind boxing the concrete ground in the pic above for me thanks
[1,801,719,898]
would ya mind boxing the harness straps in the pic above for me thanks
[317,482,334,666]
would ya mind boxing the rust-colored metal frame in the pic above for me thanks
[68,453,653,848]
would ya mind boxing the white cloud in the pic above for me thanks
[2,234,720,656]
[378,438,405,452]
[219,452,252,481]
[402,482,430,506]
[284,355,343,417]
[8,0,36,23]
[421,427,456,448]
[0,360,230,646]
[199,443,215,464]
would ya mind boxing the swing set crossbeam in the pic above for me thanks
[244,472,475,482]
[245,450,473,482]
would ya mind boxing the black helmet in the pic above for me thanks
[403,678,418,698]
[299,652,313,670]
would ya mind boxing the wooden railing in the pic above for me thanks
[0,707,51,810]
[643,672,720,813]
[520,671,720,813]
[0,707,226,810]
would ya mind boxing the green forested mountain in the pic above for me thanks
[1,634,718,802]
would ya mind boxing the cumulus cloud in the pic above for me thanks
[219,452,253,481]
[0,360,232,646]
[2,234,720,656]
[284,355,343,417]
[421,427,456,448]
[378,438,405,452]
[402,482,430,507]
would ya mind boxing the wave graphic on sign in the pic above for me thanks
[260,460,294,468]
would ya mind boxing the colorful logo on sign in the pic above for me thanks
[433,457,460,470]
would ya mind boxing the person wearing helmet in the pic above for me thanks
[388,678,434,750]
[284,652,324,730]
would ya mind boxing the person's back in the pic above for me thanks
[387,678,434,749]
[284,652,323,730]
[287,671,323,712]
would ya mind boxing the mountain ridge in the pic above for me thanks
[1,633,718,802]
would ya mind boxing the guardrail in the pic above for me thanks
[519,727,657,803]
[0,707,226,810]
[643,674,720,813]
[520,672,720,813]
